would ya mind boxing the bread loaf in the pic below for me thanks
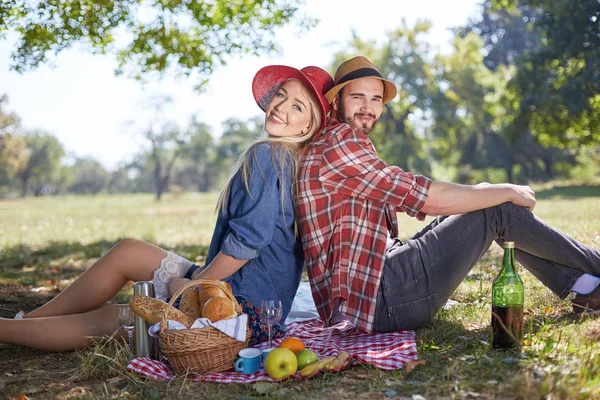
[129,295,195,327]
[202,296,237,322]
[178,289,201,320]
[197,279,234,312]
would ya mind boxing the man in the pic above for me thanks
[297,56,600,333]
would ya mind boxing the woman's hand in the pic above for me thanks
[191,267,204,280]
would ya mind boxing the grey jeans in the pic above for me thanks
[372,202,600,332]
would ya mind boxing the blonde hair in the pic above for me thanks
[216,79,323,219]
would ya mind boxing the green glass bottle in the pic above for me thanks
[491,241,524,349]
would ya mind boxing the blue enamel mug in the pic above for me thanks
[234,348,262,374]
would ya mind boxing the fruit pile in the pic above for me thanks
[263,337,351,380]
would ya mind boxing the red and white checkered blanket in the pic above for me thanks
[127,318,418,383]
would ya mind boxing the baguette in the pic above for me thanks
[299,356,336,377]
[129,295,195,328]
[179,289,201,320]
[325,351,351,371]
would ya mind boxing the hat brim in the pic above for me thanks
[252,65,330,132]
[324,78,397,105]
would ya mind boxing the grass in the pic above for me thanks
[1,181,600,399]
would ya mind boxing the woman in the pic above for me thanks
[0,64,334,351]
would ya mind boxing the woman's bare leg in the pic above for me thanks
[25,238,167,318]
[0,304,126,351]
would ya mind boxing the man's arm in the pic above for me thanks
[320,126,431,218]
[420,181,536,216]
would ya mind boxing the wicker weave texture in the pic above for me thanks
[159,279,249,375]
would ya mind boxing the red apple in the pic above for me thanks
[264,348,298,379]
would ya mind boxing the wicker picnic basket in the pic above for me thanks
[160,279,249,375]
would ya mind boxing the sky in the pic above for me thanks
[0,0,481,170]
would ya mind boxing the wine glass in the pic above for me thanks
[118,307,136,359]
[259,300,283,348]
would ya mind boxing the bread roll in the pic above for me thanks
[179,289,201,320]
[129,295,195,328]
[202,296,237,322]
[197,279,234,312]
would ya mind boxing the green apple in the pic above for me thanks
[296,349,319,370]
[264,348,298,380]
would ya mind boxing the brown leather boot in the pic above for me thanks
[572,284,600,315]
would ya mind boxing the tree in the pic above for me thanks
[0,133,28,187]
[217,116,262,183]
[68,157,110,194]
[0,95,28,187]
[430,33,507,180]
[124,153,155,194]
[0,95,20,133]
[128,94,190,200]
[458,1,542,71]
[173,118,217,192]
[1,0,314,89]
[491,0,600,148]
[107,165,134,194]
[16,132,65,197]
[451,4,581,182]
[145,122,192,200]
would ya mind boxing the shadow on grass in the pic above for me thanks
[0,239,210,286]
[411,317,530,393]
[535,183,600,200]
[527,309,588,336]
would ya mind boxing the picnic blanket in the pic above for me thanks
[127,318,418,383]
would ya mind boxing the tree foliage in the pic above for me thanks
[0,95,28,184]
[17,132,66,197]
[458,2,542,70]
[491,0,600,147]
[179,117,217,192]
[1,0,313,89]
[1,3,597,196]
[68,157,110,194]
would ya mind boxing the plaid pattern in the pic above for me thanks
[127,318,418,382]
[297,118,432,332]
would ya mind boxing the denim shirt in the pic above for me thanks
[203,142,304,322]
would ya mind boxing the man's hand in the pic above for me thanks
[508,184,536,211]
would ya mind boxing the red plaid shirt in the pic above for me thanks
[297,118,432,333]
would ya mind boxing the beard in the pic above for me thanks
[337,101,378,135]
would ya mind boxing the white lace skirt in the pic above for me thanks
[151,252,195,301]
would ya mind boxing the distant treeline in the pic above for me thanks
[1,0,598,199]
[0,109,263,199]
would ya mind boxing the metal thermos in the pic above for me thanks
[133,281,159,359]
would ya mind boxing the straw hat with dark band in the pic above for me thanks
[325,56,397,104]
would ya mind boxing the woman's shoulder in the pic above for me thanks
[247,141,274,158]
[246,141,293,171]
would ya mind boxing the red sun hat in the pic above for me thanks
[252,65,334,132]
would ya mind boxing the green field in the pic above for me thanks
[1,183,600,399]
